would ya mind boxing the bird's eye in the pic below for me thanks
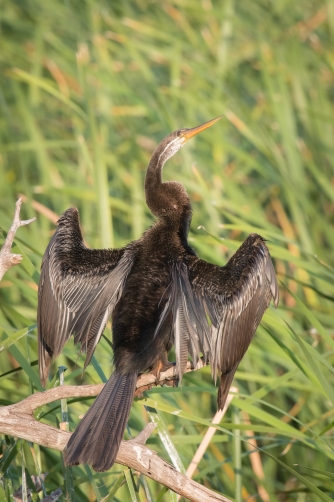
[177,129,186,137]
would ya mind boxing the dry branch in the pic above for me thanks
[0,198,35,281]
[0,362,234,502]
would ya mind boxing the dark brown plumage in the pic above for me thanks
[37,116,279,472]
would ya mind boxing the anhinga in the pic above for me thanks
[38,116,279,472]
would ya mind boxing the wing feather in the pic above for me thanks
[38,208,133,385]
[187,233,279,409]
[174,293,190,382]
[162,264,211,382]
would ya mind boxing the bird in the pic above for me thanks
[37,116,279,472]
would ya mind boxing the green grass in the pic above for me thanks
[1,0,334,500]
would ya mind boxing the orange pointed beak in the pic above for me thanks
[180,115,222,142]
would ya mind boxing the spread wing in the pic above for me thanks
[37,208,133,386]
[187,233,279,409]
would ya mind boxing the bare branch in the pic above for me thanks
[5,357,207,416]
[130,423,157,445]
[19,194,59,225]
[0,365,234,502]
[0,198,36,281]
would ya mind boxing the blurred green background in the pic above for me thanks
[1,0,334,500]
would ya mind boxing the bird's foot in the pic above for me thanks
[152,360,175,383]
[134,383,153,399]
[164,377,179,388]
[160,360,175,373]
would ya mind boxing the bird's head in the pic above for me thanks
[145,116,221,224]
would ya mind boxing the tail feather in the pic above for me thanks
[65,371,137,472]
[217,364,238,411]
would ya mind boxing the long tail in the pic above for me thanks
[217,364,238,411]
[65,371,137,472]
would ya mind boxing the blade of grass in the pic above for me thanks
[145,406,186,474]
[124,469,140,502]
[9,68,88,121]
[0,325,36,353]
[287,323,334,406]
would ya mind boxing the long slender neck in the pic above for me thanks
[144,148,164,197]
[144,142,191,232]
